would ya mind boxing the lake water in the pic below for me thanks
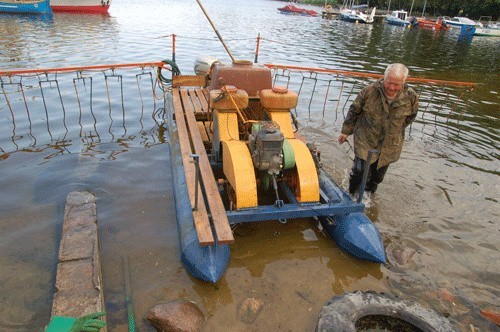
[0,0,499,331]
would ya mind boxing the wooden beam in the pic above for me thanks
[172,75,206,88]
[172,89,215,246]
[181,89,234,244]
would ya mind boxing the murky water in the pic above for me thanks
[0,0,498,331]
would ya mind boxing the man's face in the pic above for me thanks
[383,73,405,99]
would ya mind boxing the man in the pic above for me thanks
[338,63,419,195]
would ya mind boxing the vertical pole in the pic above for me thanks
[172,34,176,63]
[421,0,427,17]
[124,256,136,332]
[254,33,261,63]
[357,149,378,203]
[190,154,200,211]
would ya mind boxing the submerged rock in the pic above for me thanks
[237,297,264,323]
[302,228,318,242]
[147,300,204,332]
[390,245,416,266]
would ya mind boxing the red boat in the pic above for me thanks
[413,17,449,30]
[50,0,111,13]
[278,4,318,17]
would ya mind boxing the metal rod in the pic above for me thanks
[0,62,166,76]
[190,154,200,211]
[409,0,414,17]
[263,64,477,87]
[357,149,378,203]
[195,0,236,63]
[124,255,136,332]
[172,34,176,63]
[254,33,261,63]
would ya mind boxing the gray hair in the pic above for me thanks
[384,63,409,81]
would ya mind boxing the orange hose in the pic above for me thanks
[264,63,477,87]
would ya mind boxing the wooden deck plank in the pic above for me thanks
[180,89,234,244]
[190,90,211,144]
[172,75,205,88]
[204,121,213,140]
[172,89,215,246]
[194,88,209,112]
[192,89,213,140]
[197,122,209,142]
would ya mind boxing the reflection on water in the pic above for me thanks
[0,0,498,330]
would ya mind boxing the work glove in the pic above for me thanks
[46,311,106,332]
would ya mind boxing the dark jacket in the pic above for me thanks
[341,79,419,168]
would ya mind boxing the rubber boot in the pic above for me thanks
[365,182,378,193]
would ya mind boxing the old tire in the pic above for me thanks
[317,291,456,332]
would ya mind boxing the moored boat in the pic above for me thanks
[385,10,410,26]
[472,24,500,37]
[50,0,111,14]
[442,16,481,28]
[339,6,376,24]
[0,0,50,14]
[278,4,317,17]
[413,16,449,30]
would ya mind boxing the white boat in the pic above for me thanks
[473,23,500,37]
[50,0,111,13]
[339,6,376,24]
[385,10,410,26]
[442,16,481,28]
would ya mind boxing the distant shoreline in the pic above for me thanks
[274,0,498,21]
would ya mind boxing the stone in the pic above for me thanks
[51,191,105,321]
[237,297,264,323]
[391,245,416,265]
[147,300,204,332]
[302,228,318,242]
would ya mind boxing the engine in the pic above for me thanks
[248,121,284,175]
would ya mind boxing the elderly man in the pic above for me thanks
[338,63,419,195]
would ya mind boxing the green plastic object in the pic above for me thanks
[46,316,76,332]
[46,312,106,332]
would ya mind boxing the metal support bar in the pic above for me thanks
[278,181,298,204]
[227,201,364,224]
[357,149,378,203]
[190,154,200,211]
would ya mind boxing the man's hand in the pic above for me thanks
[338,133,349,144]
